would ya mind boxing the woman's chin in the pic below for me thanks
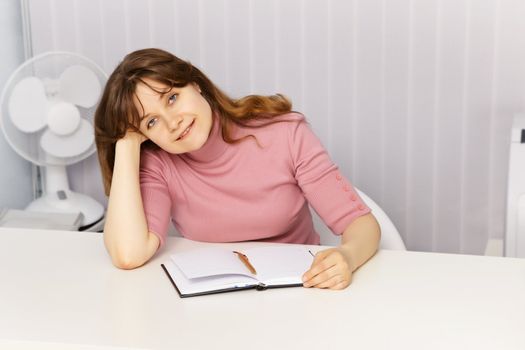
[163,136,206,154]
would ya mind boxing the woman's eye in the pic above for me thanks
[168,93,178,105]
[147,118,157,129]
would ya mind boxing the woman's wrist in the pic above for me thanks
[114,135,144,169]
[116,133,144,152]
[338,245,357,272]
[119,129,147,146]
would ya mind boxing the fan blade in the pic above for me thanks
[58,65,102,108]
[40,119,94,158]
[8,77,48,133]
[47,102,81,136]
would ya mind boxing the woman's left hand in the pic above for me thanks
[302,247,355,290]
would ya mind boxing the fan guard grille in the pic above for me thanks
[0,51,107,166]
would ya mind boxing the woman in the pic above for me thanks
[95,48,380,290]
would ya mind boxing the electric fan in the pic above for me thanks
[0,51,107,228]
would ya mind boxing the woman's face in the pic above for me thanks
[134,78,213,154]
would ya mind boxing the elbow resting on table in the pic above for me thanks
[103,230,159,269]
[108,248,148,270]
[111,254,146,270]
[104,240,150,270]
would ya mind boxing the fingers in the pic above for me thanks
[302,248,352,290]
[306,265,344,289]
[123,129,148,144]
[330,280,350,290]
[310,248,332,266]
[304,265,351,289]
[316,274,351,290]
[302,248,337,282]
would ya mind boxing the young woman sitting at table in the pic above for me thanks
[94,48,380,290]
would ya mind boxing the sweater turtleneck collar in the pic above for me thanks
[182,114,229,165]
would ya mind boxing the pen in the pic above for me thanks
[308,250,315,257]
[233,251,257,275]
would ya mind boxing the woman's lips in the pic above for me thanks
[177,120,194,141]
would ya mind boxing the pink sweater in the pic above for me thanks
[139,113,370,248]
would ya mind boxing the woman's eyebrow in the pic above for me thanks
[137,94,165,121]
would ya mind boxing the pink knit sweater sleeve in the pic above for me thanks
[289,119,371,235]
[139,148,173,247]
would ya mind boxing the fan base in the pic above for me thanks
[26,191,104,228]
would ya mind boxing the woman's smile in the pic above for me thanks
[176,120,194,141]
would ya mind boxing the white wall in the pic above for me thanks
[0,0,33,209]
[17,0,525,254]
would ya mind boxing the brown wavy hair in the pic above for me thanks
[95,48,293,195]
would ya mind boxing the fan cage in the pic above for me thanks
[0,51,107,166]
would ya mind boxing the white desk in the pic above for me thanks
[0,228,524,350]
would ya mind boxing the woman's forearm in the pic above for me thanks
[339,213,381,272]
[104,138,159,269]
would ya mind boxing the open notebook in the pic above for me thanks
[161,245,315,298]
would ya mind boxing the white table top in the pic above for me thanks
[1,227,524,350]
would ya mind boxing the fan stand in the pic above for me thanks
[25,165,104,227]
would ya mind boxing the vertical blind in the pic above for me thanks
[25,0,525,254]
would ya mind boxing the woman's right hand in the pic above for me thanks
[119,129,148,145]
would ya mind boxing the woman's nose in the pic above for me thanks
[167,115,183,131]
